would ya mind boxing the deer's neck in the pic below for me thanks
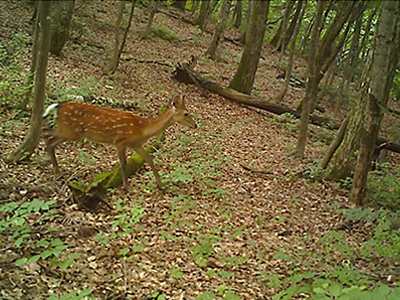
[142,107,175,139]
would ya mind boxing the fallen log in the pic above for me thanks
[174,61,400,154]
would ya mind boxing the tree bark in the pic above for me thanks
[331,2,400,182]
[302,2,363,114]
[238,0,252,44]
[172,0,186,11]
[271,0,293,50]
[350,1,400,204]
[18,7,41,110]
[206,0,232,59]
[275,0,306,102]
[143,0,159,38]
[229,0,269,95]
[7,1,52,162]
[296,0,324,158]
[194,0,210,30]
[50,0,75,56]
[232,0,242,28]
[359,6,378,71]
[279,0,303,55]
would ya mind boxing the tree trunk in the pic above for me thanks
[232,0,242,28]
[194,0,210,30]
[18,7,41,110]
[350,1,400,204]
[50,0,75,56]
[296,0,324,158]
[275,0,306,102]
[143,0,159,38]
[359,6,378,71]
[228,0,269,95]
[238,0,252,44]
[319,113,350,169]
[331,2,400,182]
[279,0,303,54]
[309,3,360,113]
[172,0,186,11]
[7,1,52,162]
[299,14,314,56]
[206,0,232,59]
[190,0,200,16]
[271,0,293,50]
[105,1,135,74]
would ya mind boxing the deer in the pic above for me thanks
[42,94,197,190]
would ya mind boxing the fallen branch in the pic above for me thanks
[174,60,400,154]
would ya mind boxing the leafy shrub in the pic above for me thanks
[366,171,400,209]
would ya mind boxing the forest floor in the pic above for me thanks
[1,1,400,300]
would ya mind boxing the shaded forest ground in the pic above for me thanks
[1,1,400,299]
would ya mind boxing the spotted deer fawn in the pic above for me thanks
[42,94,197,189]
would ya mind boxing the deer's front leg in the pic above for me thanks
[134,145,163,189]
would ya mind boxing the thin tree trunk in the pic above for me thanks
[359,6,377,74]
[273,0,293,51]
[18,7,41,110]
[296,0,324,158]
[229,0,269,95]
[232,0,242,28]
[195,0,210,30]
[206,0,232,59]
[319,113,350,169]
[190,0,200,16]
[7,1,52,162]
[299,14,314,56]
[238,0,252,44]
[279,0,303,55]
[318,61,336,102]
[276,0,306,102]
[105,1,135,74]
[105,1,125,73]
[143,0,159,38]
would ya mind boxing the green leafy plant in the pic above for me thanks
[96,199,145,244]
[0,199,57,247]
[171,268,184,279]
[191,234,221,267]
[48,288,94,300]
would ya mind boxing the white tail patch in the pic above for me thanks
[43,103,60,118]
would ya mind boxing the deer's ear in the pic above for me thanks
[172,93,183,108]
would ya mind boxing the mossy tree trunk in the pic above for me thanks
[348,1,399,204]
[7,1,52,162]
[228,0,269,95]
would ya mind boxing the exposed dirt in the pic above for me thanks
[1,1,399,300]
